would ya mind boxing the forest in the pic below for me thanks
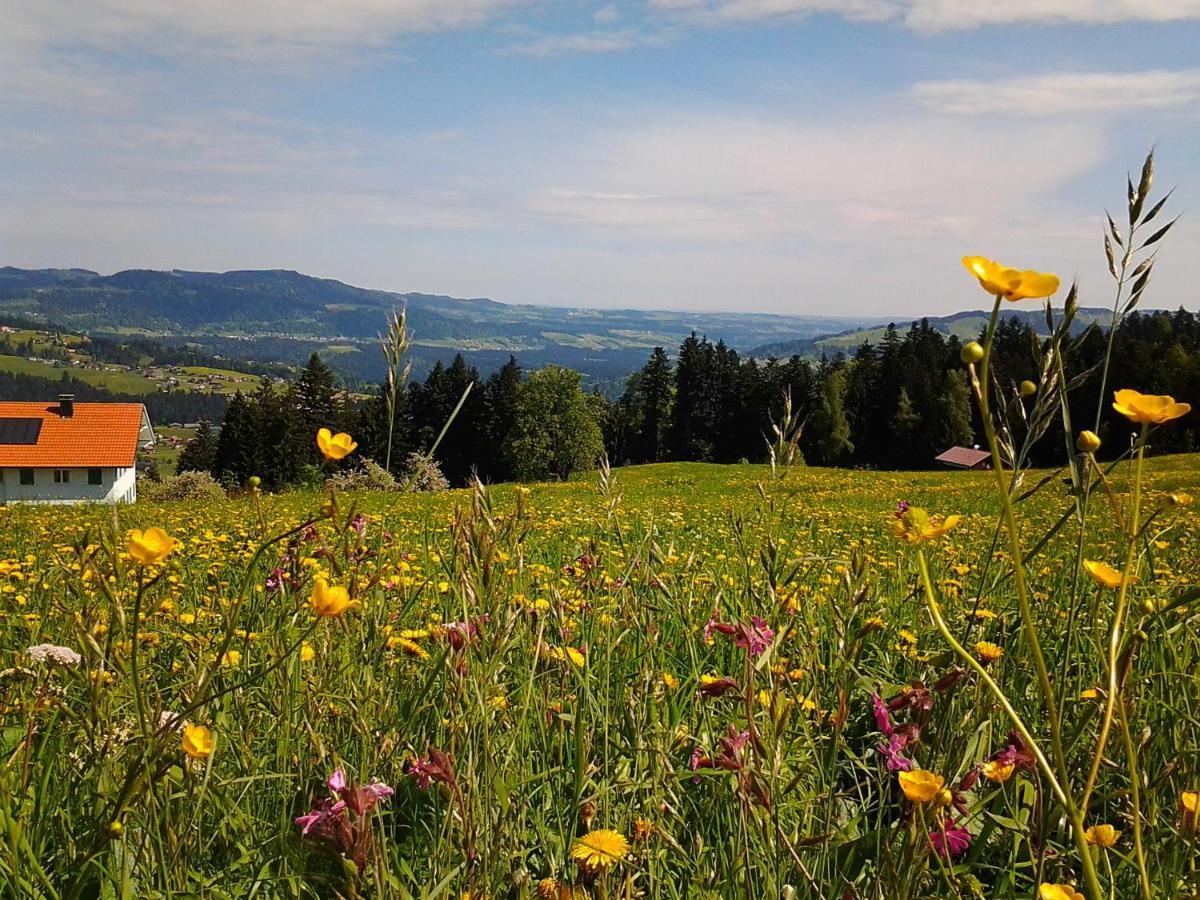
[175,306,1200,489]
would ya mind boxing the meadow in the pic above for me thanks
[1,450,1198,898]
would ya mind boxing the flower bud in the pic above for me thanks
[106,820,124,838]
[960,341,984,365]
[1019,380,1037,398]
[248,475,261,488]
[1077,430,1101,453]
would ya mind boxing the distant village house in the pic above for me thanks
[0,396,154,504]
[934,446,991,470]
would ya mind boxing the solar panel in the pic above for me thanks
[0,417,43,445]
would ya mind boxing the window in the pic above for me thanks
[53,469,70,484]
[88,468,103,485]
[19,469,34,485]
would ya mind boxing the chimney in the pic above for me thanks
[58,394,74,418]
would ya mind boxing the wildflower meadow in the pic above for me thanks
[2,157,1199,898]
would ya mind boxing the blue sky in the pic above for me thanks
[3,1,1199,316]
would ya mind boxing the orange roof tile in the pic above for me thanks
[934,446,991,469]
[0,402,148,468]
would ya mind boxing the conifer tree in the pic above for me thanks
[177,419,218,474]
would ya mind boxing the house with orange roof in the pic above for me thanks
[0,395,155,504]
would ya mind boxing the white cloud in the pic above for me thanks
[904,0,1200,31]
[647,0,898,23]
[0,1,532,111]
[908,69,1200,116]
[4,1,528,56]
[594,4,622,22]
[648,0,1200,29]
[520,112,1107,243]
[502,28,673,56]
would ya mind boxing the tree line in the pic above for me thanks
[609,309,1199,469]
[0,370,228,424]
[176,307,1199,488]
[178,354,604,489]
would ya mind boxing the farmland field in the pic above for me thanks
[1,457,1198,898]
[0,353,158,394]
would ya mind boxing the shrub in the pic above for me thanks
[399,452,449,492]
[325,459,400,493]
[138,470,226,502]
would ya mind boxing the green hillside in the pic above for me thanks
[0,266,885,384]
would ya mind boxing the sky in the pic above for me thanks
[2,1,1199,317]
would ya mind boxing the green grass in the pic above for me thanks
[150,426,198,476]
[0,353,158,393]
[0,455,1198,897]
[171,366,262,395]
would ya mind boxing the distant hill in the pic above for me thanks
[0,267,884,387]
[749,307,1119,359]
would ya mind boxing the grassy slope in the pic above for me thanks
[1,457,1197,896]
[0,353,157,393]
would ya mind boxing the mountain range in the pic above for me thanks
[0,266,1127,389]
[0,267,883,386]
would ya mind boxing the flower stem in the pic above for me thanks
[1081,424,1146,814]
[975,298,1069,790]
[1117,696,1152,899]
[916,548,1103,898]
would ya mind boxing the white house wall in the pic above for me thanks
[0,466,136,504]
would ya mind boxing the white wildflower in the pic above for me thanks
[26,643,82,667]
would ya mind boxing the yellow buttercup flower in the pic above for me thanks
[182,723,215,760]
[891,507,961,544]
[1082,560,1135,590]
[1183,790,1199,828]
[963,256,1060,301]
[1112,389,1191,425]
[1039,885,1085,900]
[310,578,357,618]
[570,828,629,872]
[316,427,358,461]
[898,769,944,803]
[1084,823,1120,848]
[1170,492,1193,507]
[981,760,1015,783]
[127,527,178,567]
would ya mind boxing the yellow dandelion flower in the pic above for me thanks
[974,641,1004,664]
[570,828,629,872]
